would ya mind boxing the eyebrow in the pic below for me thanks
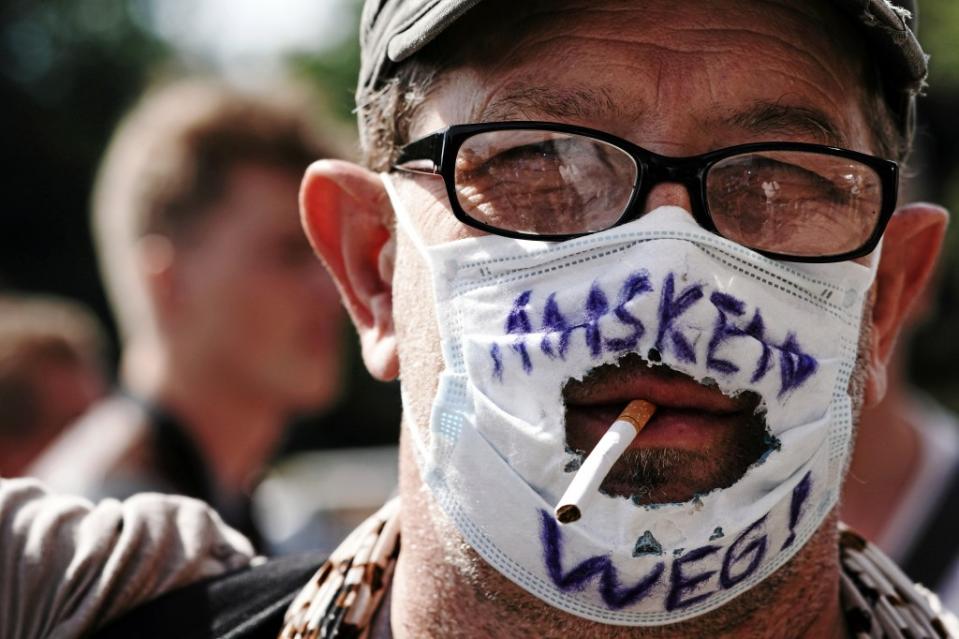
[714,101,846,147]
[478,85,618,122]
[478,87,846,147]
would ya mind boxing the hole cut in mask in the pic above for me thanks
[562,353,773,506]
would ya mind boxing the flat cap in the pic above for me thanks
[358,0,928,137]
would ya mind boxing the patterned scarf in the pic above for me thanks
[279,498,958,638]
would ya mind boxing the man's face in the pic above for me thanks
[390,0,878,502]
[177,162,345,410]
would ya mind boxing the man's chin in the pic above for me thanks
[596,447,753,505]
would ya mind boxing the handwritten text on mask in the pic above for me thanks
[489,271,818,397]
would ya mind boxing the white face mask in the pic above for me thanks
[382,174,878,625]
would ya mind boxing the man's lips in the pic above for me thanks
[563,360,750,414]
[563,357,759,452]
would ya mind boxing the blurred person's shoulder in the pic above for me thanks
[27,393,165,498]
[0,477,257,639]
[93,499,400,639]
[91,552,327,639]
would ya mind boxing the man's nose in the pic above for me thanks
[642,182,694,215]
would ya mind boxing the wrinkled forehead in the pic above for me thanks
[412,0,875,152]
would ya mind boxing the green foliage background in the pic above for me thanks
[924,0,959,91]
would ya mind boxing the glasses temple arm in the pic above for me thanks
[394,134,443,174]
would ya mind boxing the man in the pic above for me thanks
[94,0,956,637]
[30,79,346,546]
[0,294,107,475]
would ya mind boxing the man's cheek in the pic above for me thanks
[394,239,446,427]
[846,295,875,413]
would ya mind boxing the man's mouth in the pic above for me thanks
[562,353,770,504]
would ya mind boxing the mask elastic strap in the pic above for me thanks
[400,385,430,468]
[866,238,883,283]
[380,172,435,461]
[380,172,431,260]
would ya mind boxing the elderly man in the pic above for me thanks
[92,0,954,637]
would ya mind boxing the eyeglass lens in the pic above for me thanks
[454,130,637,236]
[452,129,883,257]
[705,151,882,256]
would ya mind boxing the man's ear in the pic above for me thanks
[864,203,949,407]
[300,160,398,381]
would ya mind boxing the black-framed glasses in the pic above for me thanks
[393,121,899,262]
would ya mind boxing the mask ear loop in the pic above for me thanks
[400,385,431,467]
[380,172,436,459]
[380,172,432,260]
[866,238,883,283]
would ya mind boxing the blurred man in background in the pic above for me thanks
[0,294,107,475]
[31,79,346,547]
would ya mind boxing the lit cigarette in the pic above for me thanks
[555,399,657,524]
